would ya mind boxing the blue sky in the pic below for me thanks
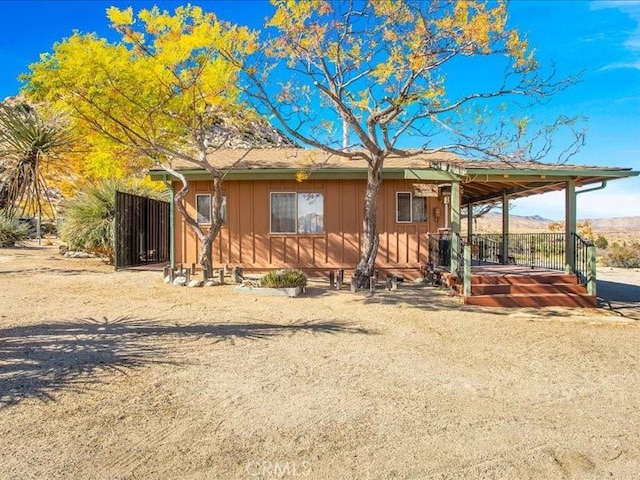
[0,0,638,220]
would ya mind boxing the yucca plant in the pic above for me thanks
[0,101,73,221]
[260,268,308,288]
[60,179,163,262]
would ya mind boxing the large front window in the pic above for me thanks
[270,192,324,234]
[396,192,427,223]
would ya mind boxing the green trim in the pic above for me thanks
[149,163,638,188]
[465,167,638,178]
[150,168,405,181]
[565,179,577,271]
[450,182,461,275]
[403,169,460,181]
[587,245,597,296]
[463,245,471,297]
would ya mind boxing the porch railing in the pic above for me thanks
[470,233,566,271]
[507,233,566,271]
[427,231,596,296]
[468,234,502,263]
[427,232,451,269]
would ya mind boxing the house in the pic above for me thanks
[149,148,638,306]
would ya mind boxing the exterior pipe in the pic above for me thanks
[576,180,608,196]
[163,173,175,270]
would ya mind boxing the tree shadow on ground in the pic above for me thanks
[0,316,374,407]
[597,279,640,320]
[0,267,109,276]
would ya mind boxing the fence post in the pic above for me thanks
[586,244,597,297]
[329,271,335,288]
[463,245,472,297]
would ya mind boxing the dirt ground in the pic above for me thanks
[1,242,640,479]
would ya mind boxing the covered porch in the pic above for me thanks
[411,160,638,307]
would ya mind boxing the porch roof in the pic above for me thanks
[149,148,638,205]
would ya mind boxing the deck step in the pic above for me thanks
[471,283,586,295]
[470,274,578,285]
[465,293,597,308]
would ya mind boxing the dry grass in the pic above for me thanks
[1,243,639,479]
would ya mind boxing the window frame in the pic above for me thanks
[195,193,227,225]
[396,191,428,224]
[270,192,297,234]
[269,191,325,235]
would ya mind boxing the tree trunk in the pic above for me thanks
[161,164,224,281]
[198,234,214,280]
[354,162,382,287]
[198,176,224,280]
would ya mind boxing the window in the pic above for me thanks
[270,192,324,234]
[195,194,226,224]
[297,193,324,234]
[396,192,427,223]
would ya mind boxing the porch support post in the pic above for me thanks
[463,244,472,297]
[169,182,176,270]
[501,190,510,265]
[450,181,461,274]
[565,179,577,272]
[467,203,474,242]
[587,244,597,296]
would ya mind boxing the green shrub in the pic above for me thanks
[260,268,308,288]
[60,179,164,263]
[0,216,30,247]
[601,243,640,268]
[594,235,608,250]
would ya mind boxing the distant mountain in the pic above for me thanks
[473,212,551,233]
[471,212,640,243]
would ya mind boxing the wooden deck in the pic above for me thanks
[442,264,597,308]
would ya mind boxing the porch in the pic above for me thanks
[429,232,597,307]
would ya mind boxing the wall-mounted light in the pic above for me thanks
[439,184,452,229]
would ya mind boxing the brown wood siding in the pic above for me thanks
[173,178,446,279]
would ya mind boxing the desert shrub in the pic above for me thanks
[60,179,164,262]
[601,243,640,268]
[260,268,308,288]
[594,235,608,250]
[41,221,57,236]
[0,216,30,247]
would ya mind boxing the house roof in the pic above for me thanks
[149,148,638,205]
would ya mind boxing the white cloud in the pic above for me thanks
[591,1,640,11]
[598,60,640,71]
[592,0,640,51]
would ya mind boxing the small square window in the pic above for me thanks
[196,194,226,224]
[196,194,211,224]
[397,192,427,223]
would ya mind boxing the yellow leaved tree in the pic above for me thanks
[24,5,261,278]
[238,0,583,285]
